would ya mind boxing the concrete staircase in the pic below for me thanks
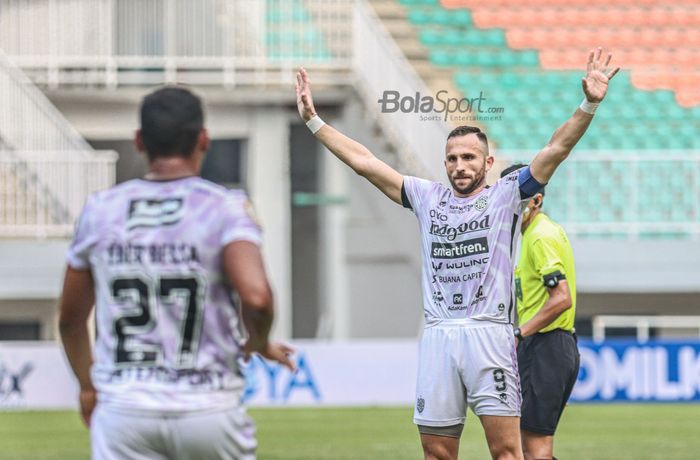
[367,0,462,114]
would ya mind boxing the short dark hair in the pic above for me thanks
[140,86,204,159]
[447,125,488,148]
[500,163,545,196]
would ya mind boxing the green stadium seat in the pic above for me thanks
[410,2,697,237]
[407,9,431,25]
[399,0,438,5]
[450,9,472,26]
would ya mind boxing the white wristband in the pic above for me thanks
[579,99,599,115]
[306,115,325,134]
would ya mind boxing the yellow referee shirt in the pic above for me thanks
[515,212,576,333]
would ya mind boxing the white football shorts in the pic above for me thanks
[91,403,257,460]
[413,318,521,427]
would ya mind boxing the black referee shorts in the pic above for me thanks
[517,329,580,436]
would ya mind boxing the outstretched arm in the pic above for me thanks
[529,47,620,184]
[296,68,404,205]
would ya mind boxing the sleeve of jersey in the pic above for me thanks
[66,195,97,270]
[401,176,433,213]
[220,191,263,247]
[531,237,567,288]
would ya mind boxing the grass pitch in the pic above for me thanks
[0,405,698,459]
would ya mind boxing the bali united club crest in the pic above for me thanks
[417,397,425,414]
[474,195,488,212]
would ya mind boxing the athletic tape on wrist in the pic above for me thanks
[579,99,600,115]
[306,115,325,134]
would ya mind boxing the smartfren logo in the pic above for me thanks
[431,237,489,259]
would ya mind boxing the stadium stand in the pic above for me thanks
[265,0,332,60]
[394,0,700,235]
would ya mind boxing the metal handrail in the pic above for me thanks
[592,315,700,343]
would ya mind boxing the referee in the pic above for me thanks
[501,164,579,460]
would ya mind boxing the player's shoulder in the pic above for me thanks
[189,177,245,200]
[493,167,523,190]
[404,175,448,194]
[85,178,143,208]
[529,214,566,244]
[187,178,252,204]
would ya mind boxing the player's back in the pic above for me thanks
[67,176,261,413]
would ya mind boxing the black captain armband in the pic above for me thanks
[542,271,566,288]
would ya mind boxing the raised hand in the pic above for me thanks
[245,340,296,371]
[582,47,620,103]
[295,68,317,122]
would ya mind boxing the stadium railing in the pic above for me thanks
[0,0,353,87]
[498,153,700,239]
[0,150,117,238]
[353,0,450,181]
[0,52,116,238]
[592,315,700,343]
[0,52,91,152]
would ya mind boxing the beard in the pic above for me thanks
[449,166,486,196]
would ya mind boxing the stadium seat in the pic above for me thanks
[410,0,699,236]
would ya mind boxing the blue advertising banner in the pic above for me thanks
[572,340,700,402]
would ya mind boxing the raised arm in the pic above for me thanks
[529,47,620,184]
[296,68,404,205]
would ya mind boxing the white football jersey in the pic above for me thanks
[402,169,529,325]
[67,177,261,413]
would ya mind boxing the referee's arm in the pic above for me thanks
[518,280,572,338]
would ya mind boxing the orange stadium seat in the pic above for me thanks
[413,0,700,155]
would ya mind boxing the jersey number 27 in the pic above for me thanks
[110,275,205,368]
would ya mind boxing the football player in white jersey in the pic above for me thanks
[296,48,618,460]
[59,86,293,460]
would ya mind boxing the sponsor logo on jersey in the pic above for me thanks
[432,291,444,303]
[453,294,463,304]
[127,198,185,230]
[429,209,448,222]
[432,258,490,273]
[417,396,425,413]
[474,195,489,211]
[433,272,484,284]
[431,237,489,259]
[471,285,486,306]
[448,203,472,213]
[429,215,490,241]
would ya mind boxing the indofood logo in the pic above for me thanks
[377,90,505,122]
[430,215,490,241]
